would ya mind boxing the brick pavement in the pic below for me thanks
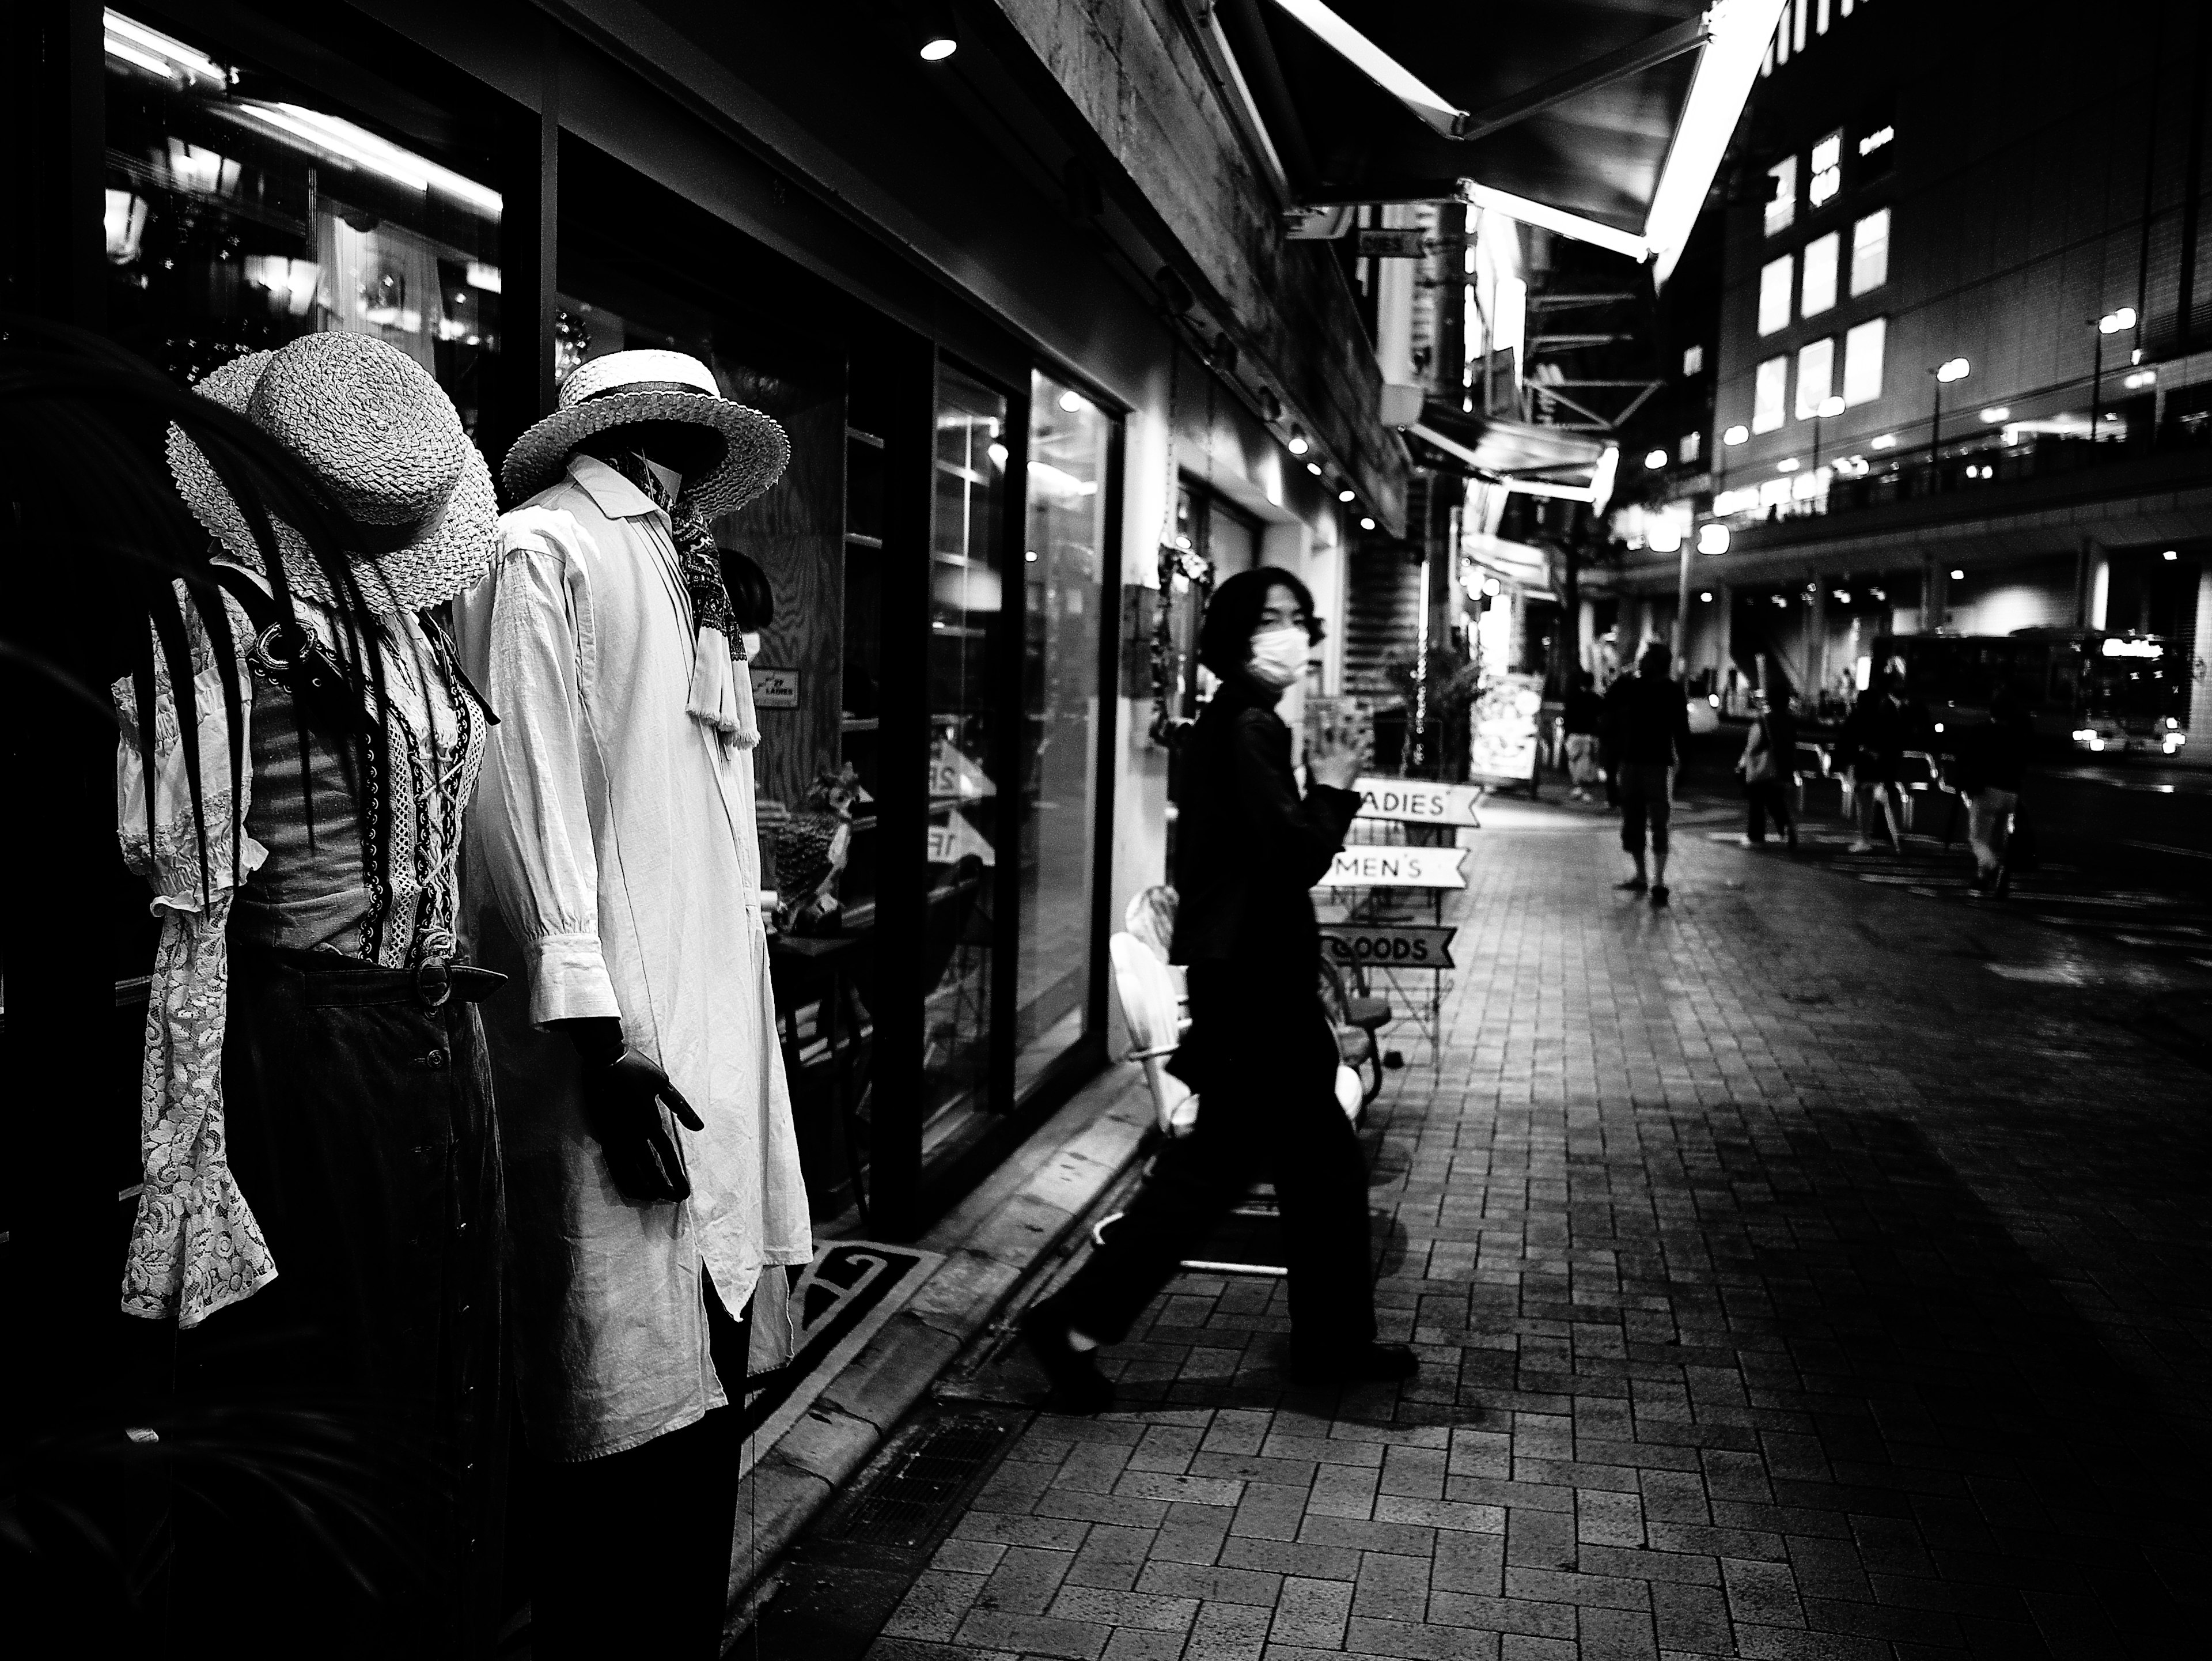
[865,801,2212,1661]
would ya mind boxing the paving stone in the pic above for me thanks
[1135,1559,1285,1607]
[1268,1575,1355,1648]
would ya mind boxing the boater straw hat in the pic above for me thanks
[501,349,790,517]
[166,332,498,615]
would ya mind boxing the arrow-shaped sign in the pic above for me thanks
[1320,925,1456,969]
[1353,775,1485,826]
[1317,845,1467,889]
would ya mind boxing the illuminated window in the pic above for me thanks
[1801,232,1839,316]
[1679,430,1703,464]
[1843,317,1887,405]
[1682,343,1704,376]
[1766,155,1797,236]
[1809,129,1843,207]
[1758,255,1794,335]
[1753,355,1789,433]
[1850,208,1891,295]
[1796,339,1836,418]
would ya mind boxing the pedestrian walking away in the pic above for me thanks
[1604,640,1692,907]
[1737,687,1798,850]
[1022,567,1416,1411]
[1839,663,1930,854]
[1946,681,2035,895]
[1562,668,1605,800]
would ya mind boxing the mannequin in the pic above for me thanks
[453,350,812,1659]
[119,332,505,1659]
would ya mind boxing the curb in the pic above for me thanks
[723,1064,1153,1628]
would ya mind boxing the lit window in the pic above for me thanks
[1679,430,1703,464]
[1795,338,1836,418]
[1850,208,1890,295]
[1842,317,1887,405]
[1801,232,1839,316]
[1858,124,1893,158]
[1809,129,1843,207]
[1758,255,1794,335]
[1753,355,1789,433]
[1766,155,1797,236]
[1682,343,1704,377]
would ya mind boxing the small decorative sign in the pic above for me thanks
[1353,775,1484,826]
[1320,925,1456,970]
[1317,845,1467,889]
[926,810,996,867]
[1469,675,1544,784]
[1357,228,1428,259]
[929,740,998,800]
[751,667,801,709]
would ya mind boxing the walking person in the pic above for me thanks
[1604,641,1693,907]
[1952,683,2034,896]
[1563,668,1605,801]
[1736,688,1798,849]
[1840,665,1928,853]
[1022,568,1415,1409]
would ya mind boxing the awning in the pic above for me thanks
[1461,531,1556,599]
[1408,402,1619,510]
[1210,0,1787,282]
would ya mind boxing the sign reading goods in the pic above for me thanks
[1353,775,1484,826]
[1320,925,1456,968]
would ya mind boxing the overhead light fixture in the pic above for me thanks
[2098,307,2136,334]
[1287,425,1310,456]
[1777,458,1800,472]
[1699,590,1713,602]
[1647,520,1683,553]
[1338,489,1356,503]
[105,12,229,85]
[1360,516,1377,531]
[1723,425,1749,445]
[1643,448,1668,470]
[229,101,502,215]
[2163,548,2179,561]
[913,1,959,60]
[1696,523,1729,555]
[1936,357,1970,383]
[1949,567,1965,580]
[1306,460,1323,475]
[1871,433,1897,449]
[1819,396,1845,419]
[1058,388,1085,413]
[1645,0,1790,285]
[1979,406,2010,423]
[2125,369,2157,389]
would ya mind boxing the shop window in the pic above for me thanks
[1843,317,1887,404]
[1794,338,1835,418]
[1765,154,1797,237]
[1850,208,1891,296]
[1809,129,1844,207]
[1801,232,1839,316]
[1758,254,1794,335]
[1016,374,1115,1095]
[1753,355,1789,433]
[101,9,501,435]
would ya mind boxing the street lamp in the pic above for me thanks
[1810,394,1844,479]
[2089,307,2135,448]
[1928,357,1969,474]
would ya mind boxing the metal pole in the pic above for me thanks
[1928,376,1942,476]
[1674,536,1693,662]
[2088,328,2103,450]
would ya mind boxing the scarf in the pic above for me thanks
[612,451,760,749]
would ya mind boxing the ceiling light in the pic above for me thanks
[1936,357,1970,383]
[1949,568,1965,581]
[1359,516,1377,530]
[1979,406,2009,423]
[1058,389,1085,413]
[2162,549,2178,561]
[1777,458,1800,472]
[1306,461,1323,475]
[2099,307,2136,334]
[1723,425,1749,445]
[1819,396,1845,418]
[2126,369,2157,389]
[1699,590,1713,602]
[1338,489,1356,503]
[1644,448,1668,470]
[1696,523,1730,555]
[1287,425,1310,456]
[1871,433,1896,449]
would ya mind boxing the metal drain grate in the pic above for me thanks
[829,1411,1023,1548]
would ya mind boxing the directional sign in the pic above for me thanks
[749,667,801,709]
[926,809,997,867]
[1354,775,1484,826]
[1317,845,1467,889]
[929,740,997,801]
[1321,925,1456,970]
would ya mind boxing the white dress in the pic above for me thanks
[452,453,812,1462]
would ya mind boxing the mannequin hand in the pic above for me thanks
[560,1019,704,1204]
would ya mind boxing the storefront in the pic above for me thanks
[7,1,1365,1269]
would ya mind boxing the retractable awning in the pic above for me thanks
[1408,401,1619,509]
[1209,0,1786,282]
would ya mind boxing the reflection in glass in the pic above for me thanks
[922,366,1007,1161]
[1016,375,1111,1091]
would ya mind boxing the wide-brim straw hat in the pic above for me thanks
[166,332,497,615]
[502,349,789,517]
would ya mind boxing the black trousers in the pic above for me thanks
[1056,961,1376,1357]
[1745,778,1792,841]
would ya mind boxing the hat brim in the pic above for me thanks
[501,390,790,519]
[166,352,499,616]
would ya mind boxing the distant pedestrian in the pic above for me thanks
[1950,683,2034,895]
[1604,641,1692,907]
[1736,689,1797,849]
[1839,665,1929,853]
[1563,669,1605,801]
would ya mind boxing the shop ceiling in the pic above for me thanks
[1207,0,1787,282]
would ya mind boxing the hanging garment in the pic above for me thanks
[453,453,812,1462]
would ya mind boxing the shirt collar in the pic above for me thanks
[565,453,664,521]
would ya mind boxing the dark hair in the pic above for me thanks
[1197,566,1323,677]
[1573,669,1594,690]
[1639,640,1672,672]
[720,550,775,633]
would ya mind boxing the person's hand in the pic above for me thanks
[561,1020,704,1203]
[1308,726,1364,792]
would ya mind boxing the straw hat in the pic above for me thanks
[166,332,497,615]
[501,349,789,517]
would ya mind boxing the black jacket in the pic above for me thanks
[1171,679,1361,968]
[1563,688,1606,736]
[1603,671,1692,767]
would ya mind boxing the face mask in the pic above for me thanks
[1247,626,1308,688]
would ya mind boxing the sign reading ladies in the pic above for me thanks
[1352,775,1484,826]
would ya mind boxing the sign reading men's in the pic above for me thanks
[1317,845,1467,889]
[1353,776,1484,826]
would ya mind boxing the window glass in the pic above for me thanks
[1753,355,1790,433]
[923,366,1009,1154]
[1809,129,1843,206]
[1801,232,1840,316]
[1843,317,1887,404]
[1850,209,1891,295]
[1794,338,1835,418]
[1765,155,1797,236]
[103,10,501,435]
[1758,255,1794,335]
[1016,374,1113,1095]
[1678,430,1703,464]
[1681,343,1704,377]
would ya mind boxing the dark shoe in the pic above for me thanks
[1650,884,1670,909]
[1614,875,1647,893]
[1020,1301,1115,1413]
[1290,1342,1419,1386]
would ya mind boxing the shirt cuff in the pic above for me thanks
[527,933,622,1025]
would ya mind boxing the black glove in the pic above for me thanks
[558,1017,705,1204]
